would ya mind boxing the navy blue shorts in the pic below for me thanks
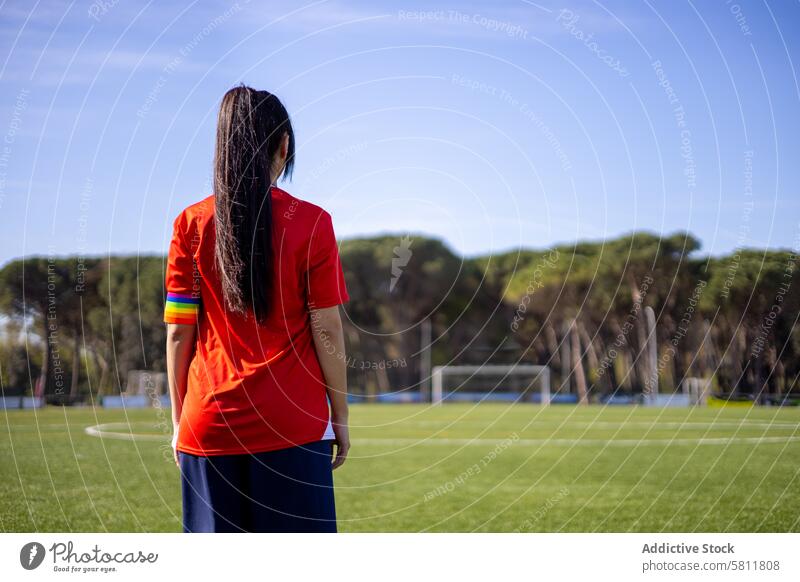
[179,440,337,533]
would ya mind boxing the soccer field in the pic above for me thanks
[2,403,799,532]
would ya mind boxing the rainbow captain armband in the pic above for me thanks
[164,292,201,324]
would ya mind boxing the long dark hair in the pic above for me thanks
[214,85,295,323]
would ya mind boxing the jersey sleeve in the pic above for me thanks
[306,210,349,310]
[164,212,201,324]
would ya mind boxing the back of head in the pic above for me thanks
[213,85,295,323]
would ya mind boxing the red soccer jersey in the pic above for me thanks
[163,188,349,456]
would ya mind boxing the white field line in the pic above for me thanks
[357,437,800,447]
[84,423,167,442]
[405,420,800,429]
[84,423,800,447]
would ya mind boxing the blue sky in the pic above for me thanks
[0,0,798,265]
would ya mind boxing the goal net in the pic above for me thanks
[431,364,551,405]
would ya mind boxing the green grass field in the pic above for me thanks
[1,403,799,532]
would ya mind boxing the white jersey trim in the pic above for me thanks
[322,415,335,440]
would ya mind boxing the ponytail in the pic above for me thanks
[213,85,295,322]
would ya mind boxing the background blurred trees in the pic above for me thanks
[0,232,796,403]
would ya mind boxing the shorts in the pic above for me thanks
[178,439,337,533]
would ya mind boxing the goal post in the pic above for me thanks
[431,364,551,405]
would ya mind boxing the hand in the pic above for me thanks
[331,418,350,470]
[171,424,180,467]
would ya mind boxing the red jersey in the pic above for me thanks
[163,188,349,456]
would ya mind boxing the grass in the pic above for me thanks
[1,402,799,532]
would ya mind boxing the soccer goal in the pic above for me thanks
[431,364,551,405]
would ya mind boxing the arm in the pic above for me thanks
[310,305,350,469]
[166,323,197,465]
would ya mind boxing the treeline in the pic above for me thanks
[0,231,797,403]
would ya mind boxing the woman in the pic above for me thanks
[164,85,350,533]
